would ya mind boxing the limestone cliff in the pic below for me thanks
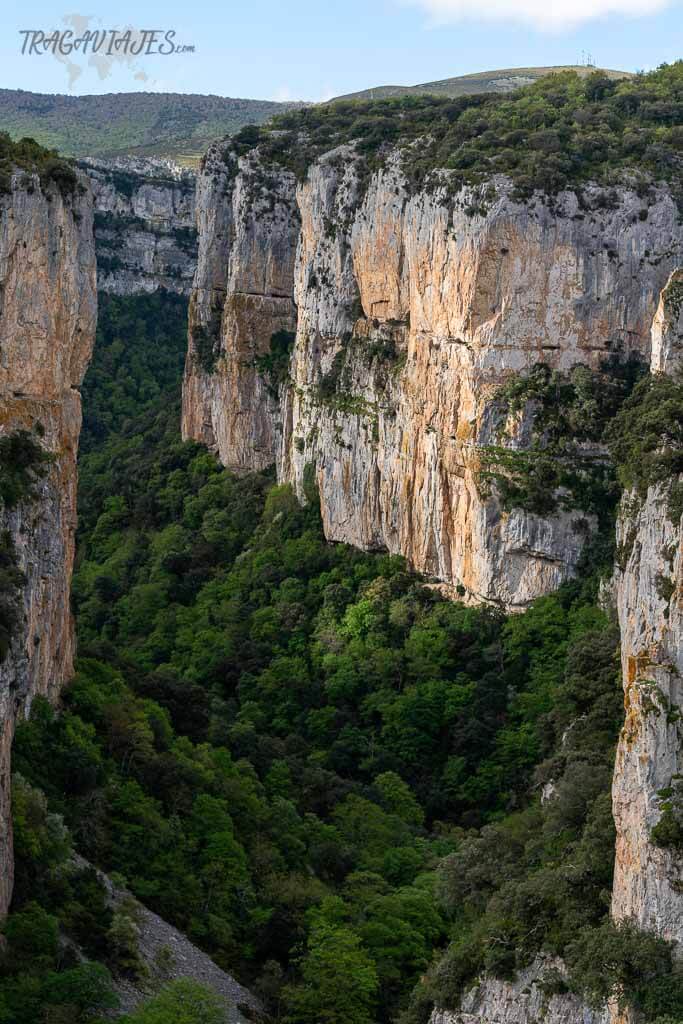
[182,145,299,462]
[183,141,682,609]
[82,157,196,296]
[183,136,683,1021]
[432,959,608,1024]
[0,169,97,915]
[610,270,683,944]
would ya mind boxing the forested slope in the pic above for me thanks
[0,90,303,162]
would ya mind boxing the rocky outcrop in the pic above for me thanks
[111,896,261,1023]
[82,157,196,296]
[183,141,683,609]
[0,170,97,915]
[432,959,607,1024]
[182,146,299,463]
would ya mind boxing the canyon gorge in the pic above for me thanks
[1,65,683,1023]
[182,132,683,1020]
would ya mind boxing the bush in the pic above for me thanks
[565,920,681,1014]
[0,132,78,198]
[651,775,683,849]
[120,979,225,1024]
[253,329,296,396]
[606,370,683,521]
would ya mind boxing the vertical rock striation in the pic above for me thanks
[183,140,682,609]
[183,145,299,467]
[0,169,97,915]
[611,269,683,944]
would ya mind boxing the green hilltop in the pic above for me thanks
[0,89,305,164]
[330,64,632,102]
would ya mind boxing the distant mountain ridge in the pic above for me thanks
[330,64,632,102]
[0,88,305,163]
[0,68,634,165]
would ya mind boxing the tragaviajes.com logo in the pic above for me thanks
[18,14,195,89]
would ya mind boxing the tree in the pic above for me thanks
[373,772,424,828]
[120,980,226,1024]
[285,918,378,1024]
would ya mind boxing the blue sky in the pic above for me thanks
[0,0,681,100]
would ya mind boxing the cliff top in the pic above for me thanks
[0,131,80,197]
[221,63,683,206]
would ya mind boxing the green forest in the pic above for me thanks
[2,290,682,1024]
[0,91,301,162]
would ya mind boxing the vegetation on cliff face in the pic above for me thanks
[480,358,645,525]
[253,330,297,398]
[0,131,79,197]
[0,530,24,663]
[0,429,52,508]
[229,62,683,205]
[606,369,683,522]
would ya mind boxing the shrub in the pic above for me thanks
[606,370,683,521]
[253,329,296,396]
[0,132,79,198]
[120,979,225,1024]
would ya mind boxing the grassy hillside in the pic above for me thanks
[0,89,304,163]
[331,64,632,102]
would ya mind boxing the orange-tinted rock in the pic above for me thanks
[0,171,96,915]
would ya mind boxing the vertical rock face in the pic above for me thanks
[611,485,683,940]
[182,146,299,468]
[183,140,682,608]
[610,271,683,944]
[0,171,97,915]
[82,157,197,296]
[651,269,683,375]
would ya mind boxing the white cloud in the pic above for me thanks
[404,0,672,30]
